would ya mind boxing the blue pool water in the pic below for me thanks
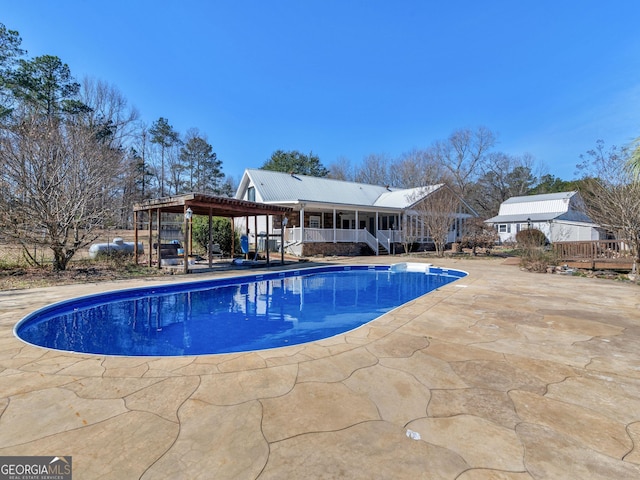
[15,264,466,356]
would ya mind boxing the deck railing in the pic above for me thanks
[552,240,633,260]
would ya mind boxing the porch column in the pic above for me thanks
[355,210,359,242]
[333,209,337,243]
[281,214,286,264]
[300,203,305,243]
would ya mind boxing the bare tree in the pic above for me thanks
[577,140,640,265]
[432,126,496,196]
[468,151,537,217]
[354,153,390,185]
[390,148,452,188]
[327,156,354,181]
[0,114,123,270]
[80,77,139,143]
[460,217,499,255]
[410,185,461,256]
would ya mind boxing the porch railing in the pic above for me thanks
[284,227,387,253]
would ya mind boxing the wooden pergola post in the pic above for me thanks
[265,214,270,266]
[183,205,190,274]
[231,217,235,257]
[148,210,153,268]
[156,208,162,269]
[133,210,139,265]
[208,208,213,268]
[254,216,258,259]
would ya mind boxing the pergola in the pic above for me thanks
[133,193,293,273]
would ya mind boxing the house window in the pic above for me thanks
[247,186,255,202]
[309,215,321,228]
[498,224,511,233]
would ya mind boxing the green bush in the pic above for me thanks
[191,217,240,256]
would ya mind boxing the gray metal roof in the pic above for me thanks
[240,169,440,209]
[486,212,566,223]
[502,191,576,204]
[486,190,594,224]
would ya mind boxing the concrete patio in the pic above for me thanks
[0,256,639,479]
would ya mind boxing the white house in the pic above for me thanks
[234,169,476,256]
[485,191,603,244]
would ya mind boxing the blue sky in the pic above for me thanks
[4,1,640,184]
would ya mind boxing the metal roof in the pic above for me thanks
[497,191,577,217]
[486,191,594,224]
[240,169,441,209]
[374,185,442,208]
[502,191,576,204]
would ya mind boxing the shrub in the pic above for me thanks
[516,228,547,248]
[460,218,499,255]
[191,217,240,256]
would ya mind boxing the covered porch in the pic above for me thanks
[275,202,464,256]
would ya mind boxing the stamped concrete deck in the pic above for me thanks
[0,256,639,479]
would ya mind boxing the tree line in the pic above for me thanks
[261,128,580,219]
[0,23,233,270]
[1,21,638,270]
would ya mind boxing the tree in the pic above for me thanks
[577,140,640,265]
[180,129,223,193]
[389,148,451,188]
[354,153,390,185]
[0,22,26,118]
[261,150,329,177]
[327,156,354,181]
[0,114,124,270]
[129,124,155,200]
[629,137,640,180]
[467,152,537,217]
[8,55,90,117]
[410,185,461,257]
[150,117,180,196]
[0,43,138,270]
[528,174,582,195]
[432,126,496,197]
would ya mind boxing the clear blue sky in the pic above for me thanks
[4,1,640,183]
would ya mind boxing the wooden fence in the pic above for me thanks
[553,240,636,270]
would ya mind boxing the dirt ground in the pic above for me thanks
[0,230,163,290]
[0,262,166,290]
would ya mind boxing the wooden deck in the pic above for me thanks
[553,240,636,271]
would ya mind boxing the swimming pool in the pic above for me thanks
[15,264,466,356]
